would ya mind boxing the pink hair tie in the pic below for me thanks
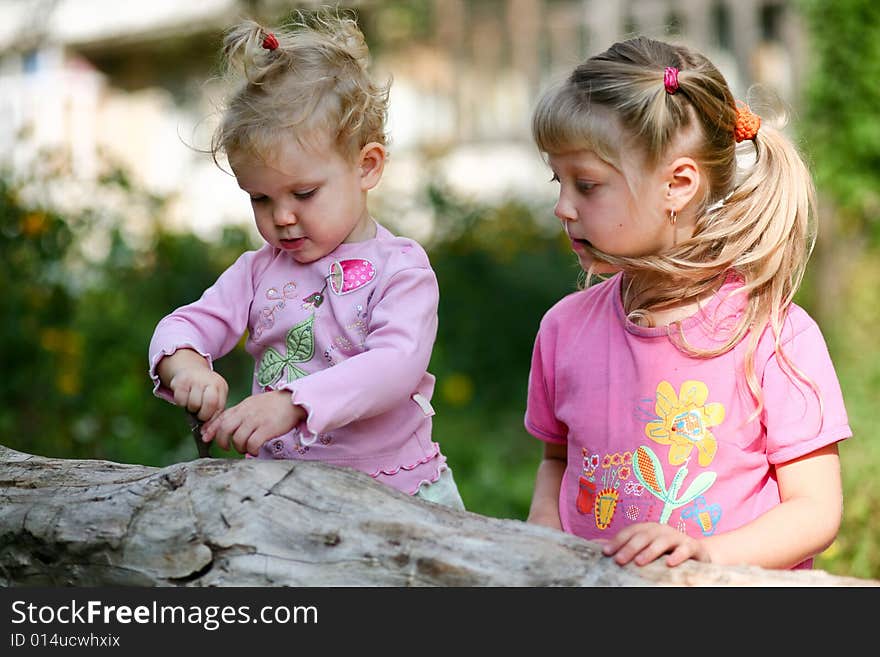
[664,67,679,94]
[262,31,279,51]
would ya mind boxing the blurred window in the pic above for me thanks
[23,49,39,74]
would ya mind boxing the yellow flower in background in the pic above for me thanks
[645,380,725,467]
[56,369,81,396]
[21,211,49,237]
[440,372,474,407]
[40,328,83,396]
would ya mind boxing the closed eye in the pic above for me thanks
[249,195,268,203]
[293,188,318,200]
[576,181,596,193]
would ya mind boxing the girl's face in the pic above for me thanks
[230,132,384,263]
[547,149,672,274]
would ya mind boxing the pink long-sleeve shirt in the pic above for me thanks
[149,222,447,494]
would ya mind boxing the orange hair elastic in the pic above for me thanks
[734,103,761,143]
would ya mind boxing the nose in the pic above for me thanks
[554,193,575,223]
[273,202,297,226]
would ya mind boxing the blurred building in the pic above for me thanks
[0,0,806,242]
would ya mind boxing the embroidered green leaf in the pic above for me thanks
[676,471,717,507]
[634,446,718,525]
[666,464,689,504]
[286,315,315,362]
[257,347,287,387]
[287,364,308,381]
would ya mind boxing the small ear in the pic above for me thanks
[358,142,386,191]
[664,157,700,213]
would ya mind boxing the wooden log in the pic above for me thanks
[0,445,875,587]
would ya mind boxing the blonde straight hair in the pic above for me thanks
[532,36,819,418]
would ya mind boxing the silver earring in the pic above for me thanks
[669,209,677,226]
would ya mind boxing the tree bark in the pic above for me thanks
[0,445,875,587]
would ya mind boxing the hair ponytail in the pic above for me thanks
[211,8,389,165]
[706,117,818,416]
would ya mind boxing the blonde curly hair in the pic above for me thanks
[211,7,390,164]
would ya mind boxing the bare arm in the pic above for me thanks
[702,442,843,568]
[527,441,567,531]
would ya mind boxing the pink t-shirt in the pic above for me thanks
[149,223,446,494]
[525,273,851,568]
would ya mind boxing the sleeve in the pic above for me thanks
[761,312,852,464]
[524,325,568,444]
[279,264,439,438]
[147,248,266,402]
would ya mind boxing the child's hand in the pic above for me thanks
[159,349,229,422]
[200,390,306,456]
[602,522,711,567]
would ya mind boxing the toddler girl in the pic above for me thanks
[149,10,464,510]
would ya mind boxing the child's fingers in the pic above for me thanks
[172,380,194,410]
[198,386,221,422]
[200,409,222,443]
[185,386,204,414]
[602,523,643,556]
[632,535,677,566]
[202,412,231,451]
[199,416,217,445]
[604,524,705,568]
[606,531,652,565]
[214,384,228,415]
[665,543,696,568]
[231,421,257,455]
[245,429,273,457]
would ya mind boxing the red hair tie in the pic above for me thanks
[734,102,761,142]
[262,31,279,51]
[663,67,679,94]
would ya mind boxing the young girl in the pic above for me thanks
[148,10,464,510]
[524,36,851,569]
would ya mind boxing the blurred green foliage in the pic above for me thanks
[0,166,255,466]
[424,184,578,520]
[800,0,880,234]
[795,0,880,579]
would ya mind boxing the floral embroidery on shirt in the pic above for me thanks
[576,448,634,530]
[302,281,328,311]
[256,314,315,386]
[681,495,722,536]
[576,448,600,516]
[644,380,725,467]
[632,445,716,524]
[253,281,298,342]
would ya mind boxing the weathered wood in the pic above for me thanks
[0,444,875,587]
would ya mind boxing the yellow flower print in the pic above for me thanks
[644,380,725,467]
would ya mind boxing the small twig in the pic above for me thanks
[185,411,212,458]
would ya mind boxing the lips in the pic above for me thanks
[564,226,591,249]
[279,237,306,250]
